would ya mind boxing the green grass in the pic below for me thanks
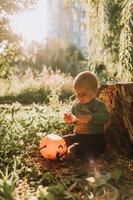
[0,102,72,199]
[0,102,133,200]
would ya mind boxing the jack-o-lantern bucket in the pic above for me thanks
[39,134,68,160]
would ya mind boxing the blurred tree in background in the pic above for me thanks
[0,0,37,43]
[86,0,133,82]
[0,44,29,78]
[27,39,87,76]
[0,0,38,78]
[66,0,133,82]
[0,0,133,82]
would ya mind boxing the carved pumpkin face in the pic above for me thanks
[39,134,67,160]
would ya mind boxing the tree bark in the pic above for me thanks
[98,83,133,157]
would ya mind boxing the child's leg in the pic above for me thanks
[76,134,106,159]
[63,134,79,159]
[63,134,77,146]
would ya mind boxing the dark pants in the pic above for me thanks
[63,134,106,159]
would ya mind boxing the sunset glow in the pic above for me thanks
[11,0,47,43]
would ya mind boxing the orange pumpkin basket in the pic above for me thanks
[39,134,67,160]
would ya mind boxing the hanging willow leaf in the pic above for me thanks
[66,0,132,81]
[119,0,133,81]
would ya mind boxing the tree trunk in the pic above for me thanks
[98,83,133,157]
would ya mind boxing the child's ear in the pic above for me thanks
[94,88,98,93]
[94,88,98,95]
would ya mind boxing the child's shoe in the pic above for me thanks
[67,143,79,160]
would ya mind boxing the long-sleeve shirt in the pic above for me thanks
[71,98,110,135]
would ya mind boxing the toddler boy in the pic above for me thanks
[64,71,110,159]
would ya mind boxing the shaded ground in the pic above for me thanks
[20,146,133,200]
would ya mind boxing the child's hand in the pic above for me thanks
[64,113,77,123]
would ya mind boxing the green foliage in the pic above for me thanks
[40,172,54,186]
[0,44,27,79]
[90,0,100,6]
[0,102,74,198]
[110,168,122,183]
[48,90,61,111]
[0,166,18,200]
[0,103,132,199]
[0,102,71,170]
[85,0,132,82]
[119,0,133,80]
[0,54,12,78]
[103,0,122,62]
[37,184,73,200]
[0,0,39,79]
[16,88,50,104]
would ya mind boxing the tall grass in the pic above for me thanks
[0,67,74,104]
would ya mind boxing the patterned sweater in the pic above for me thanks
[71,98,110,134]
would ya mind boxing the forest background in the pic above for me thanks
[0,0,132,104]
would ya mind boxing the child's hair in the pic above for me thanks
[73,71,99,90]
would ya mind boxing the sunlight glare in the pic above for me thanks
[11,0,47,43]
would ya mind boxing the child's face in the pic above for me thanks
[75,85,96,104]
